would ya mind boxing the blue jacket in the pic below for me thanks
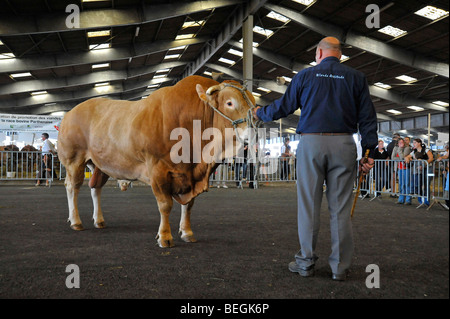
[256,56,378,156]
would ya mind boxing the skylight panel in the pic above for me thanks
[415,6,449,20]
[292,0,316,6]
[92,63,110,69]
[182,20,205,29]
[266,11,290,23]
[396,75,417,83]
[228,48,243,57]
[378,25,407,38]
[10,72,32,79]
[89,43,111,50]
[175,34,194,40]
[218,57,235,65]
[433,101,449,107]
[164,54,181,60]
[407,106,424,112]
[253,26,274,37]
[374,82,392,89]
[87,30,110,38]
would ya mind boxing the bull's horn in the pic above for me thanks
[206,84,224,95]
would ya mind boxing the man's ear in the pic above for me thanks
[196,84,207,102]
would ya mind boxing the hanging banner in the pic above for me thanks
[0,113,63,133]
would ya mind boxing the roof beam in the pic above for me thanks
[0,0,244,36]
[265,3,449,78]
[0,77,176,111]
[0,61,185,96]
[182,0,268,78]
[0,37,206,74]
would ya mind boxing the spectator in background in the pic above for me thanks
[386,133,400,194]
[392,138,412,204]
[373,140,389,198]
[36,133,56,187]
[405,139,434,206]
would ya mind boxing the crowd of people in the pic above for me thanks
[372,132,449,209]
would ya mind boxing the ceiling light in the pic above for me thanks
[374,82,392,89]
[92,63,110,69]
[292,0,316,6]
[147,84,159,89]
[169,45,187,51]
[31,91,48,96]
[153,74,167,79]
[253,26,274,37]
[282,76,292,82]
[386,109,402,115]
[10,72,32,79]
[257,87,271,93]
[252,92,261,97]
[266,11,290,23]
[51,111,66,116]
[407,106,424,112]
[95,82,109,87]
[218,57,235,65]
[433,101,449,107]
[415,6,449,20]
[164,54,181,60]
[396,75,417,83]
[203,71,212,76]
[182,20,205,29]
[378,25,407,37]
[175,34,194,40]
[87,30,111,38]
[228,48,243,57]
[309,61,317,66]
[0,40,4,45]
[89,43,111,50]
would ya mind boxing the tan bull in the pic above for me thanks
[58,75,256,247]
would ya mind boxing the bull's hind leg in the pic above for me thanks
[179,199,197,243]
[89,166,110,229]
[65,164,85,231]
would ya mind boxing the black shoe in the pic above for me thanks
[288,262,315,277]
[332,271,348,281]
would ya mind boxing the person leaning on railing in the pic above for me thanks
[392,137,412,205]
[405,139,434,206]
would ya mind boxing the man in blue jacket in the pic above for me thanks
[253,37,377,281]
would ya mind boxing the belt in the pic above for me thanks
[301,133,352,136]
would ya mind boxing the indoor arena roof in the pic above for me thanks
[0,0,448,142]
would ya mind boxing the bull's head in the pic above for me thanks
[196,80,259,142]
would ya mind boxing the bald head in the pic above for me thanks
[315,37,342,64]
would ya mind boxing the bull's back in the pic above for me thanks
[58,98,143,166]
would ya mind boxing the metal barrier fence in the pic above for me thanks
[1,150,448,209]
[0,150,57,184]
[359,159,449,209]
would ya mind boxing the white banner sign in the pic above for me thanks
[0,113,63,133]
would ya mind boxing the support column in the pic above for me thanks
[242,15,253,92]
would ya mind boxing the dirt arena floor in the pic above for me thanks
[0,182,448,300]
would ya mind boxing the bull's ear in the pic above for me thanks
[196,84,207,102]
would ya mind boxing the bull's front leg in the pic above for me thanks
[155,195,174,248]
[179,199,197,243]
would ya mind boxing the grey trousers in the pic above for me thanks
[295,135,357,274]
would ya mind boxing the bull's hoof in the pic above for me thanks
[179,230,197,243]
[156,234,174,248]
[70,224,84,231]
[94,221,106,229]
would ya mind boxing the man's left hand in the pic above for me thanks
[360,157,374,175]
